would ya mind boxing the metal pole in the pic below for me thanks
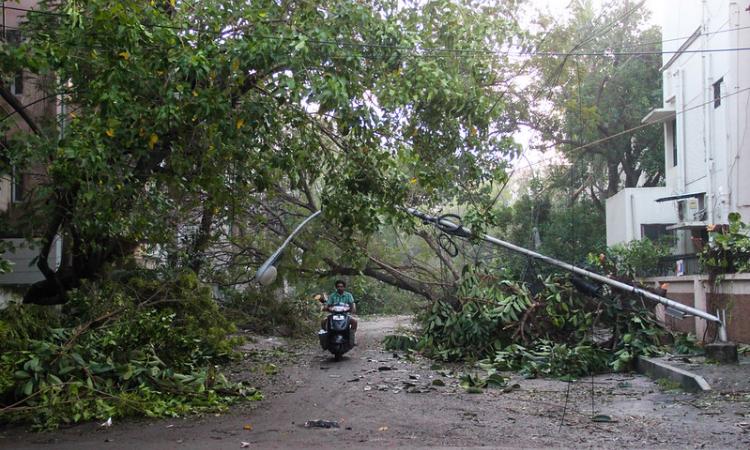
[253,210,321,283]
[406,208,727,340]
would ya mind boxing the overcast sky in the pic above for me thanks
[531,0,666,26]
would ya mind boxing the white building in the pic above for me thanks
[607,0,750,260]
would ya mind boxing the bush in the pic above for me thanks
[700,212,750,275]
[0,271,258,430]
[221,287,320,337]
[590,238,673,279]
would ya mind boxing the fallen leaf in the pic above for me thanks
[105,128,115,137]
[378,426,388,432]
[243,424,253,431]
[118,50,130,60]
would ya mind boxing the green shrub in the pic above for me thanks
[221,288,319,337]
[700,212,750,275]
[590,237,673,279]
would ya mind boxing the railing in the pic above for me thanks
[657,254,702,276]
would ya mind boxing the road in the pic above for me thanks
[2,315,749,449]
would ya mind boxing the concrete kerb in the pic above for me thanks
[636,356,711,393]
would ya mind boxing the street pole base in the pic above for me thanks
[705,342,739,363]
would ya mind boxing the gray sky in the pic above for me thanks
[531,0,666,25]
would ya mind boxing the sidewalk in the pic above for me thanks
[644,353,750,392]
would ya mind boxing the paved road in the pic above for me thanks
[2,316,749,449]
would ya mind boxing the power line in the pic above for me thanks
[512,86,750,172]
[623,25,750,50]
[0,4,66,17]
[3,4,750,59]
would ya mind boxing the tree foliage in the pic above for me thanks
[416,267,664,378]
[527,0,664,209]
[0,272,256,429]
[700,212,750,276]
[1,0,525,305]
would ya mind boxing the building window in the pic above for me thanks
[2,30,23,95]
[669,118,678,167]
[10,72,23,95]
[11,166,24,203]
[713,77,723,108]
[641,224,673,242]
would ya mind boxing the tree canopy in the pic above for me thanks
[526,0,664,209]
[1,0,525,304]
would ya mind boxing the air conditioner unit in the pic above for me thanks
[677,197,705,222]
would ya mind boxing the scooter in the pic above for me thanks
[318,304,355,361]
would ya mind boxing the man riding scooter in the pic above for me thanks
[320,280,357,345]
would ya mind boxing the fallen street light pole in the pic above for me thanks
[405,208,729,342]
[253,210,322,286]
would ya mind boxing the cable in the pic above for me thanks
[512,86,750,172]
[559,378,572,430]
[0,4,66,17]
[616,25,750,51]
[3,5,750,59]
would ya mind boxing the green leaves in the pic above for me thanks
[700,213,750,276]
[0,274,253,429]
[4,0,525,295]
[417,267,665,378]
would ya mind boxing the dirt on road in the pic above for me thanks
[2,315,749,449]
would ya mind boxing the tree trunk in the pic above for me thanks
[606,160,620,198]
[188,201,215,273]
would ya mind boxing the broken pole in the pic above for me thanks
[406,208,729,343]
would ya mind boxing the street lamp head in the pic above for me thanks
[256,265,277,286]
[253,210,321,289]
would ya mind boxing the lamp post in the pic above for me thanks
[253,210,322,286]
[405,207,730,343]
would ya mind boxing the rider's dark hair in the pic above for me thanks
[334,279,346,287]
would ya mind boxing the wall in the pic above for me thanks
[605,186,673,246]
[646,273,750,344]
[0,237,60,285]
[661,0,750,225]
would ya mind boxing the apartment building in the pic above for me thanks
[607,0,750,264]
[1,1,60,291]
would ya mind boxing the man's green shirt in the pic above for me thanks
[327,291,355,306]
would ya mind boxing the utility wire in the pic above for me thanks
[512,86,750,172]
[3,5,750,58]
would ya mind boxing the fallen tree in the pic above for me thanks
[416,267,665,378]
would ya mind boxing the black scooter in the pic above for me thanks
[318,304,355,361]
